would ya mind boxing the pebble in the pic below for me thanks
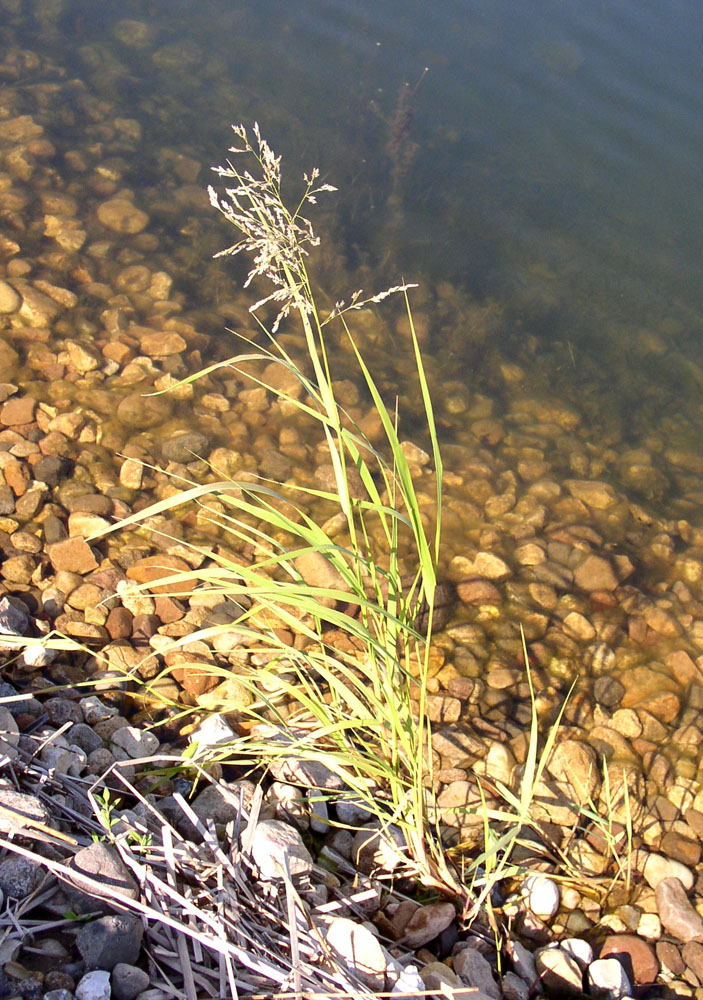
[600,933,659,985]
[655,877,703,942]
[322,916,388,992]
[76,912,144,970]
[111,963,150,1000]
[97,197,149,234]
[75,970,111,1000]
[65,842,140,915]
[535,946,584,995]
[248,819,313,879]
[403,902,456,949]
[524,874,560,921]
[454,946,501,998]
[587,957,632,1000]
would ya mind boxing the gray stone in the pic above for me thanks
[588,957,632,1000]
[69,723,104,754]
[0,596,28,635]
[502,971,530,1000]
[655,877,703,942]
[248,819,313,879]
[77,912,143,970]
[110,726,159,760]
[322,915,388,992]
[0,706,19,759]
[0,789,50,834]
[75,969,111,1000]
[65,842,139,915]
[111,963,150,1000]
[454,946,501,998]
[508,938,538,985]
[0,855,43,898]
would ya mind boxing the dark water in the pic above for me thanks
[8,0,703,491]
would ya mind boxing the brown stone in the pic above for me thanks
[105,607,133,639]
[682,941,703,983]
[573,554,619,592]
[0,397,36,426]
[656,940,684,976]
[661,831,701,868]
[600,934,659,985]
[666,650,703,685]
[457,578,502,605]
[48,537,99,575]
[97,198,149,234]
[3,459,30,496]
[126,554,196,595]
[153,595,185,623]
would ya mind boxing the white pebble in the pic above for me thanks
[524,873,560,920]
[561,937,594,968]
[588,957,632,1000]
[75,969,111,1000]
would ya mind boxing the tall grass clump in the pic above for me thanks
[93,126,581,907]
[102,123,461,894]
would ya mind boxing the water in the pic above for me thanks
[15,0,700,443]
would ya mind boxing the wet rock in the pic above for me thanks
[600,934,659,986]
[65,842,140,915]
[587,957,632,999]
[0,280,21,314]
[322,916,387,992]
[161,431,210,463]
[573,554,619,592]
[655,877,703,941]
[116,391,172,428]
[0,395,35,426]
[76,912,143,970]
[0,341,19,381]
[457,578,502,605]
[403,902,455,949]
[547,739,601,800]
[248,819,313,879]
[97,197,149,234]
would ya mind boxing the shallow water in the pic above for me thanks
[3,0,703,752]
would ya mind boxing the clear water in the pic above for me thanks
[8,0,703,499]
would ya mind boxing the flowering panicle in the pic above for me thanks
[208,123,336,332]
[209,123,416,332]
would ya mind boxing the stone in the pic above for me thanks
[190,781,252,828]
[69,723,103,754]
[535,946,584,995]
[351,822,408,874]
[126,554,194,594]
[48,537,99,574]
[161,431,210,463]
[138,329,186,357]
[524,874,560,921]
[573,554,619,592]
[268,755,345,790]
[587,957,632,1000]
[502,971,530,1000]
[508,938,538,985]
[323,916,388,992]
[111,963,150,1000]
[0,341,19,381]
[655,877,703,942]
[110,726,159,760]
[97,197,149,234]
[642,851,694,890]
[547,739,601,801]
[656,940,684,976]
[0,855,42,897]
[419,962,462,992]
[0,281,21,314]
[565,479,618,509]
[0,596,28,635]
[0,396,35,426]
[75,970,111,1000]
[65,842,140,915]
[600,934,659,986]
[403,902,456,949]
[681,941,703,984]
[457,578,502,605]
[116,391,172,429]
[76,912,143,970]
[248,819,313,879]
[0,789,50,834]
[454,946,500,998]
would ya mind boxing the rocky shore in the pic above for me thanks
[3,16,703,1000]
